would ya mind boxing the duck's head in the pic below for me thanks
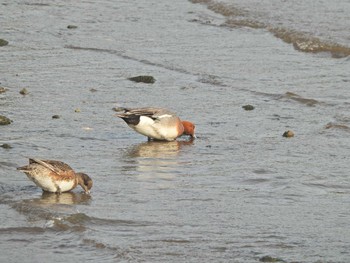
[182,121,196,138]
[76,173,93,194]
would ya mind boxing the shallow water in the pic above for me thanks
[1,0,350,262]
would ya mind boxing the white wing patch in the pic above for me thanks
[133,116,160,139]
[139,116,156,125]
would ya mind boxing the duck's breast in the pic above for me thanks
[55,179,76,192]
[29,165,76,192]
[31,173,60,192]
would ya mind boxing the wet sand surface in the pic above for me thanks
[1,0,350,262]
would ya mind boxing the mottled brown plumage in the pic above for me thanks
[17,158,93,194]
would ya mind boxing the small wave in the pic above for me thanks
[65,45,192,75]
[0,161,19,169]
[283,92,319,106]
[5,213,136,233]
[190,0,350,58]
[82,238,140,262]
[251,91,320,106]
[50,213,88,232]
[0,226,45,234]
[241,177,270,185]
[271,28,350,58]
[204,1,246,17]
[303,182,350,194]
[198,74,224,86]
[160,239,191,243]
[54,213,151,228]
[224,18,265,29]
[325,122,350,131]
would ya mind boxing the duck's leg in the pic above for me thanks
[55,184,62,195]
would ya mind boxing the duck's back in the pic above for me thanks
[20,159,77,193]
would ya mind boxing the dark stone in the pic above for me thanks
[259,255,285,262]
[0,39,9,47]
[128,75,156,84]
[52,115,60,119]
[282,130,294,138]
[0,115,12,125]
[1,143,12,149]
[242,104,255,111]
[67,25,78,29]
[19,88,29,95]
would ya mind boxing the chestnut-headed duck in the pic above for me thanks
[116,107,195,141]
[17,158,93,194]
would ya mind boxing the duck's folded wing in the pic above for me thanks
[29,158,72,174]
[126,108,175,119]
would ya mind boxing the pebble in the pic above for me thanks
[128,75,155,84]
[242,104,255,111]
[1,143,12,149]
[19,88,29,95]
[0,87,8,93]
[0,115,12,125]
[282,130,294,138]
[0,39,9,46]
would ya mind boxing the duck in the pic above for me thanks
[17,158,93,194]
[115,107,196,141]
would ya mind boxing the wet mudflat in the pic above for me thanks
[1,0,350,262]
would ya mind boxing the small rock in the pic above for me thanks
[89,88,98,92]
[128,75,156,84]
[242,104,255,111]
[75,108,81,113]
[67,25,78,29]
[52,115,60,119]
[19,88,29,95]
[0,87,8,94]
[0,115,12,125]
[282,130,294,138]
[1,143,12,149]
[0,39,9,47]
[259,256,285,262]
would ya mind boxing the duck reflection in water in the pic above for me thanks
[11,192,91,224]
[40,191,92,205]
[123,139,195,181]
[127,138,194,158]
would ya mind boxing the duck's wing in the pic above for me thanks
[117,107,176,120]
[29,158,73,174]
